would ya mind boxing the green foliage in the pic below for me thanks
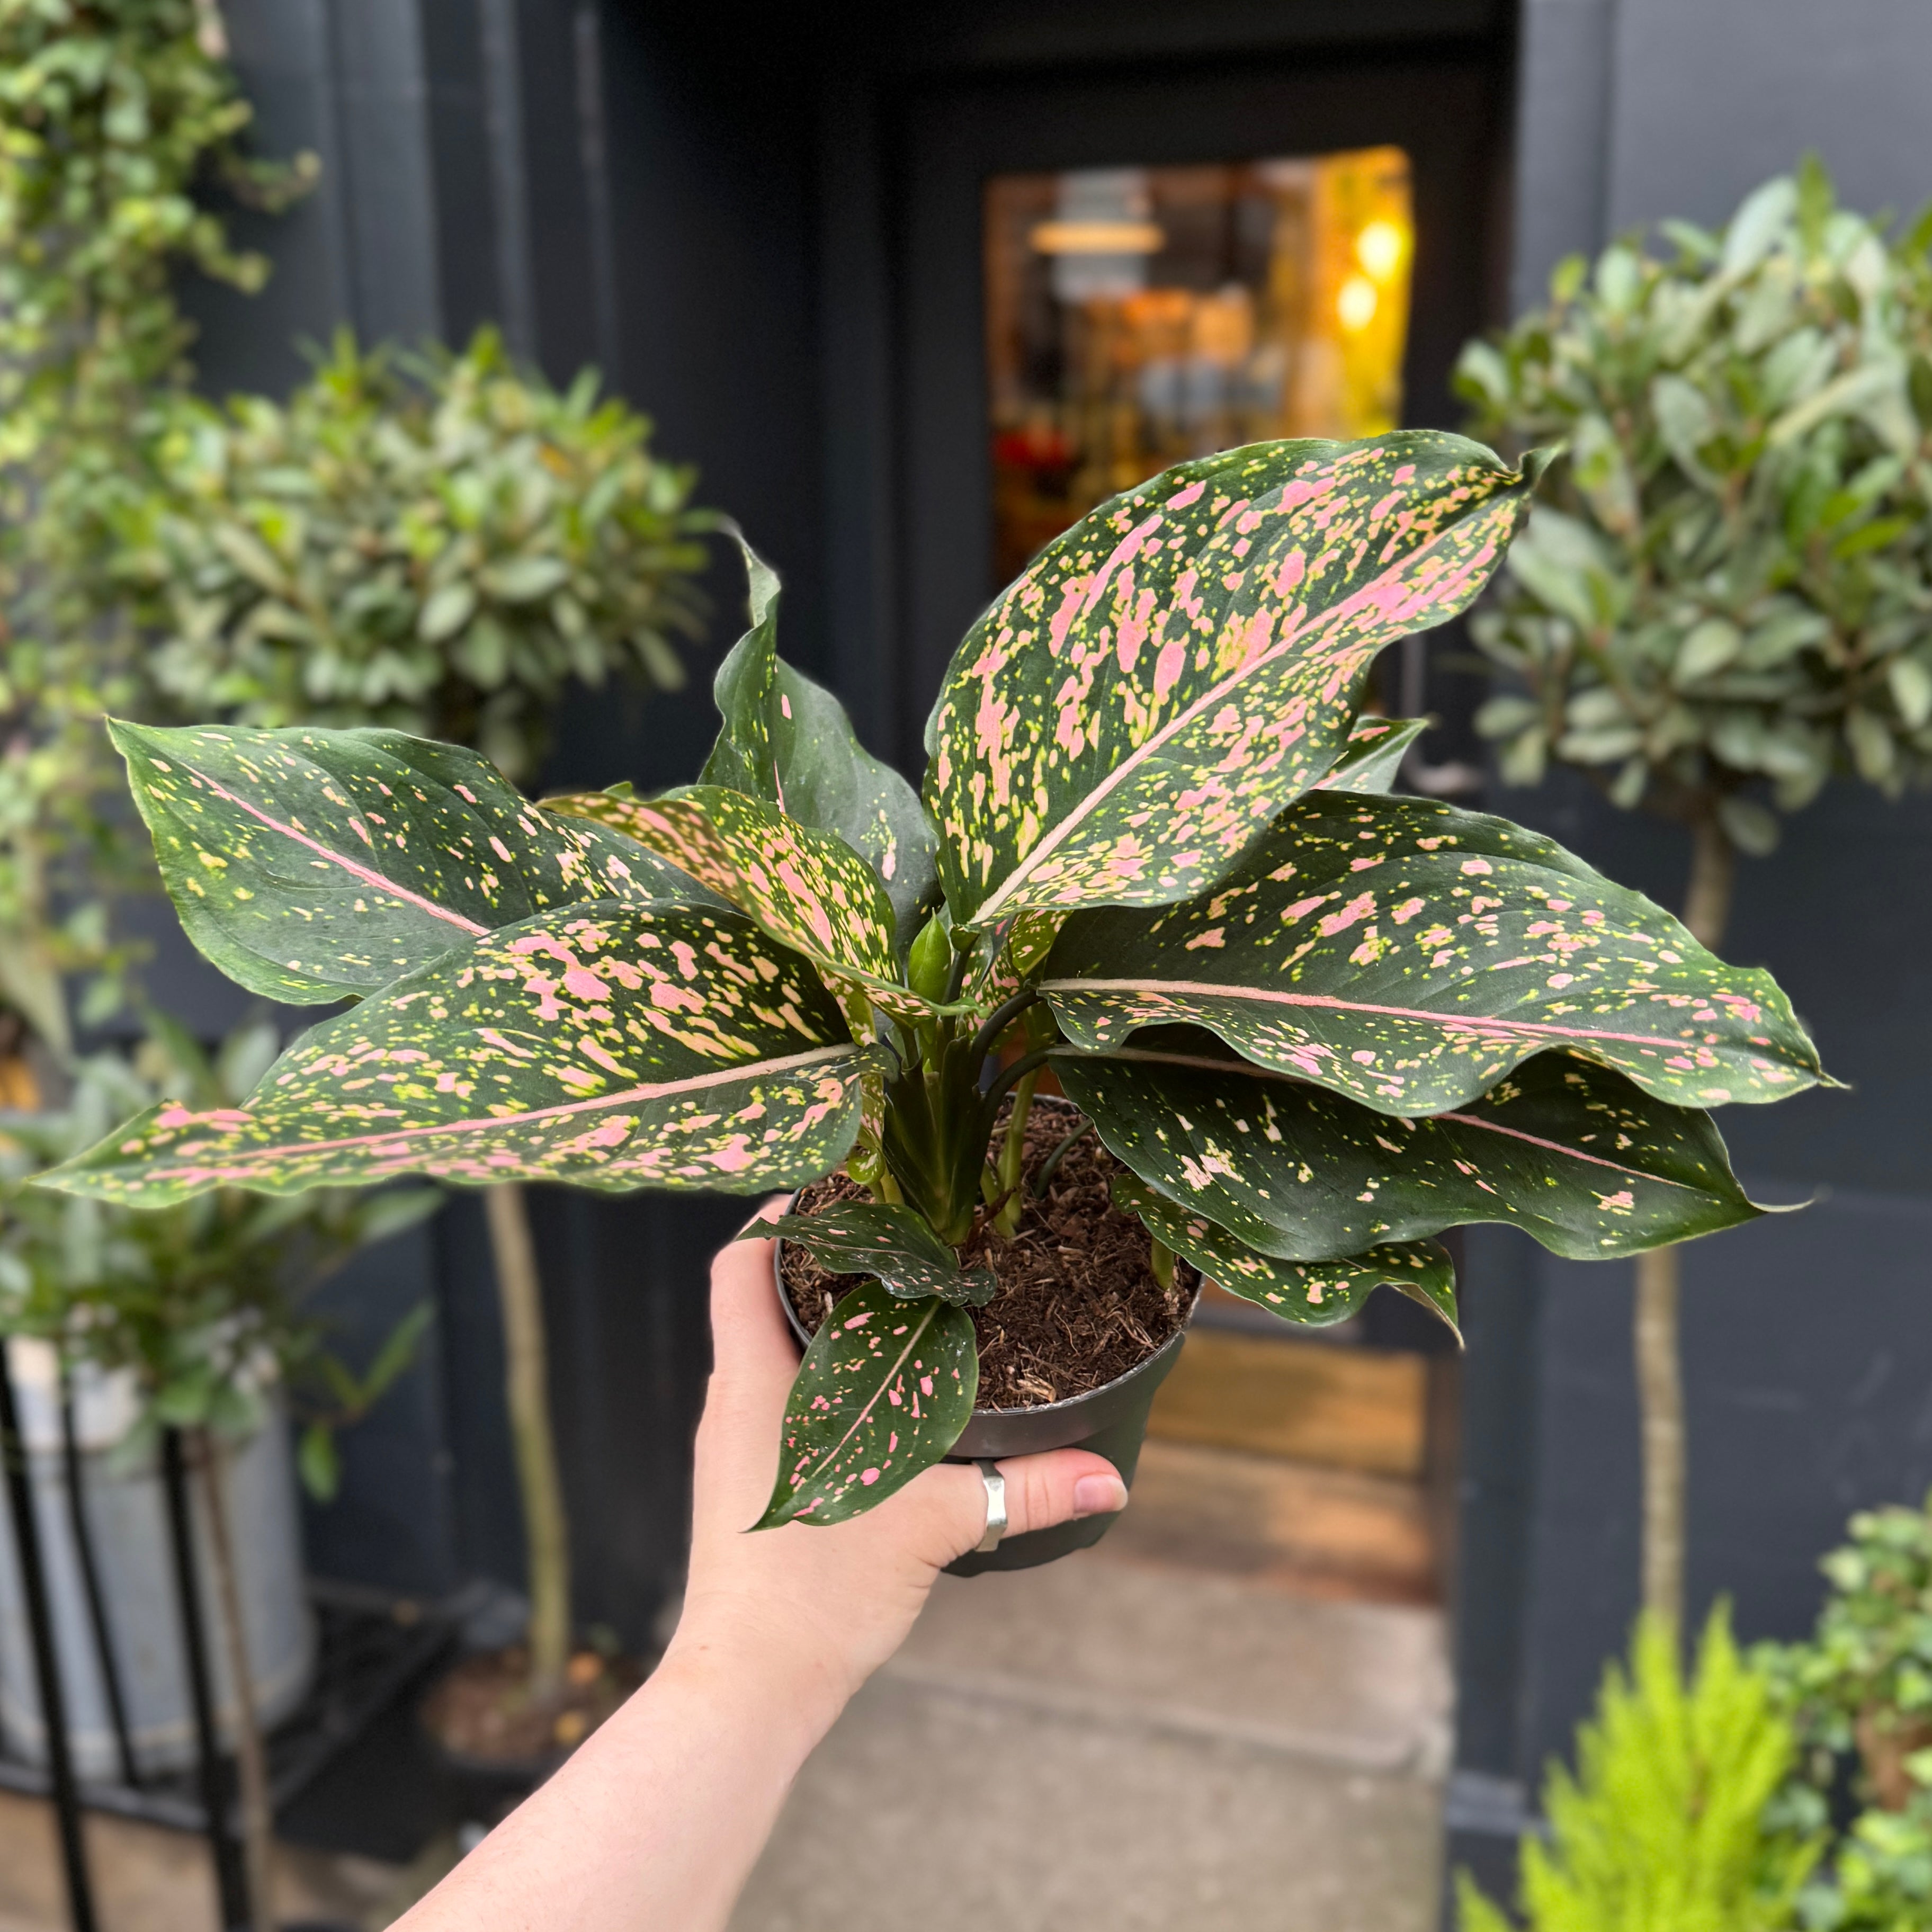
[0,1014,437,1483]
[118,330,710,782]
[1760,1493,1932,1929]
[44,435,1824,1525]
[1460,1609,1817,1932]
[0,0,312,1043]
[1460,159,1932,844]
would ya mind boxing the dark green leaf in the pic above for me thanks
[109,719,715,1006]
[1044,792,1822,1114]
[1111,1170,1453,1331]
[1058,1039,1774,1262]
[926,432,1545,929]
[749,1200,996,1305]
[702,537,938,946]
[756,1279,977,1527]
[1316,715,1428,794]
[43,903,870,1204]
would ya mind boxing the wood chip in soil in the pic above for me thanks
[780,1096,1197,1409]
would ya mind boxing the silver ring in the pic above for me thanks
[974,1460,1008,1552]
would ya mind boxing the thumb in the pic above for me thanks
[927,1447,1129,1562]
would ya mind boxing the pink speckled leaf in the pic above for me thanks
[1058,1040,1772,1262]
[925,433,1546,928]
[701,538,938,947]
[106,719,715,1006]
[43,903,869,1205]
[1317,714,1428,794]
[1043,792,1822,1115]
[756,1278,977,1528]
[1110,1170,1453,1331]
[546,785,926,1027]
[753,1201,996,1305]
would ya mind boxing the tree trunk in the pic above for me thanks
[193,1429,273,1932]
[1636,817,1737,1634]
[484,1181,572,1704]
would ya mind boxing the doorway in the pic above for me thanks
[890,48,1509,1605]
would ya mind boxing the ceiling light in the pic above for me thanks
[1030,219,1166,256]
[1355,219,1409,283]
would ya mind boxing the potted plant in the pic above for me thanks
[0,1014,435,1929]
[41,431,1824,1563]
[1457,157,1932,1631]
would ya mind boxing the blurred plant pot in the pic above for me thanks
[0,1338,315,1779]
[772,1106,1194,1576]
[419,1644,640,1827]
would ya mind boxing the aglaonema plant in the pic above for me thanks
[40,432,1827,1528]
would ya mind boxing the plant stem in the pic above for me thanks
[1634,813,1734,1640]
[484,1182,572,1704]
[193,1429,272,1932]
[1635,1248,1685,1634]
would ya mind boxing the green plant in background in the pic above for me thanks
[119,328,709,782]
[0,1010,434,1927]
[1460,1609,1818,1932]
[40,432,1829,1534]
[1457,157,1932,1632]
[0,0,314,1052]
[1761,1493,1932,1929]
[106,328,714,1711]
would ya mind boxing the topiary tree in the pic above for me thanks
[1456,157,1932,1633]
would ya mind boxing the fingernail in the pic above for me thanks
[1073,1472,1129,1517]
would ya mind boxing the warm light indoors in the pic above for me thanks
[1030,219,1167,255]
[985,147,1414,581]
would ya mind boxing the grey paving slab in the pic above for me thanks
[732,1674,1443,1932]
[732,1545,1450,1932]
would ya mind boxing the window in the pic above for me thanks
[985,148,1415,580]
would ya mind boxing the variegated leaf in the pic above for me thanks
[756,1278,977,1527]
[926,433,1546,928]
[754,1200,997,1305]
[43,904,867,1204]
[545,784,929,1027]
[1043,792,1821,1115]
[1317,715,1428,793]
[108,718,714,1005]
[702,536,938,947]
[1057,1039,1769,1262]
[1111,1170,1453,1331]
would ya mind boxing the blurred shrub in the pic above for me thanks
[1459,158,1932,855]
[1459,1608,1817,1932]
[1763,1495,1932,1929]
[118,329,711,781]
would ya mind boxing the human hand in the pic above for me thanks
[663,1200,1129,1743]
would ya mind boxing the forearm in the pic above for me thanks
[398,1623,843,1932]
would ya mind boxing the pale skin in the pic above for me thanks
[395,1202,1129,1932]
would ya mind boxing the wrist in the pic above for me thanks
[658,1594,855,1756]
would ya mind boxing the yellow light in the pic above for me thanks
[1029,219,1166,255]
[1355,218,1408,283]
[1337,275,1379,333]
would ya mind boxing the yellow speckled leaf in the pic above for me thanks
[1111,1170,1453,1330]
[44,903,869,1204]
[926,433,1544,928]
[1044,793,1823,1115]
[546,785,928,1028]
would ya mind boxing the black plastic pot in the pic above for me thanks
[772,1199,1191,1577]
